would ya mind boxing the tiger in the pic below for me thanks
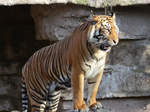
[22,13,119,112]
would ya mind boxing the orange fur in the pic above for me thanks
[70,15,119,110]
[88,70,104,106]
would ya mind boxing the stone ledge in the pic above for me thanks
[1,0,150,7]
[61,98,150,112]
[31,4,150,41]
[0,62,20,75]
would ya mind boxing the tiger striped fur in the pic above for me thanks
[22,13,119,112]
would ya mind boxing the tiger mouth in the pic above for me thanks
[100,44,111,51]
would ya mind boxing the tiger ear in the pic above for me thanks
[87,10,95,20]
[87,10,98,25]
[90,10,95,18]
[112,12,116,20]
[88,14,94,21]
[109,12,116,19]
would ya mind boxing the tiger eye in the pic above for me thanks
[90,20,97,25]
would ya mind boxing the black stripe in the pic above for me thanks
[31,96,43,104]
[34,72,47,95]
[22,90,27,93]
[48,92,60,98]
[88,81,96,84]
[22,86,26,89]
[86,42,98,61]
[66,66,71,82]
[29,82,45,98]
[53,49,60,79]
[79,63,86,73]
[80,22,88,31]
[44,46,54,81]
[38,48,50,87]
[40,46,47,60]
[22,103,28,105]
[51,51,61,82]
[22,97,28,100]
[31,91,46,101]
[55,50,66,83]
[34,54,48,94]
[80,52,91,69]
[86,42,94,58]
[31,93,45,104]
[31,105,40,109]
[47,46,56,81]
[79,35,92,69]
[48,97,60,102]
[57,51,66,82]
[48,103,58,109]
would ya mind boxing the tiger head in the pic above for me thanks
[87,13,119,52]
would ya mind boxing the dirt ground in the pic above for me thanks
[61,97,150,112]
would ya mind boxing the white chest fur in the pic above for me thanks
[83,51,106,79]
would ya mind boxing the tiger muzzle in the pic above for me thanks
[100,43,111,51]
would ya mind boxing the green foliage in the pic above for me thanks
[76,0,89,5]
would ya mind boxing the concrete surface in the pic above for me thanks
[61,97,150,112]
[31,5,150,41]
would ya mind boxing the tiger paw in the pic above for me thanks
[73,101,88,112]
[73,105,89,112]
[89,102,103,112]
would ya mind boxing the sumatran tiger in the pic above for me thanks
[22,13,119,112]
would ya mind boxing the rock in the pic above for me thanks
[0,62,19,75]
[98,40,150,98]
[31,4,150,41]
[146,104,150,110]
[31,5,90,41]
[61,98,150,112]
[1,0,150,7]
[0,97,20,112]
[0,76,21,111]
[0,99,12,111]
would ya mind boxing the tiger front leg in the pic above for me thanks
[71,69,88,112]
[87,70,104,112]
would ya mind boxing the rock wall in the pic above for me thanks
[31,4,150,41]
[31,4,150,99]
[1,0,150,7]
[0,6,50,111]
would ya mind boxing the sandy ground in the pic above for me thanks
[61,97,150,112]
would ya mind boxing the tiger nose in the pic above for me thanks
[112,39,119,45]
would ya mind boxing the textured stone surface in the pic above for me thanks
[0,63,19,75]
[0,99,12,111]
[31,4,150,41]
[62,98,150,112]
[0,6,50,111]
[31,5,90,41]
[1,0,150,7]
[0,76,21,111]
